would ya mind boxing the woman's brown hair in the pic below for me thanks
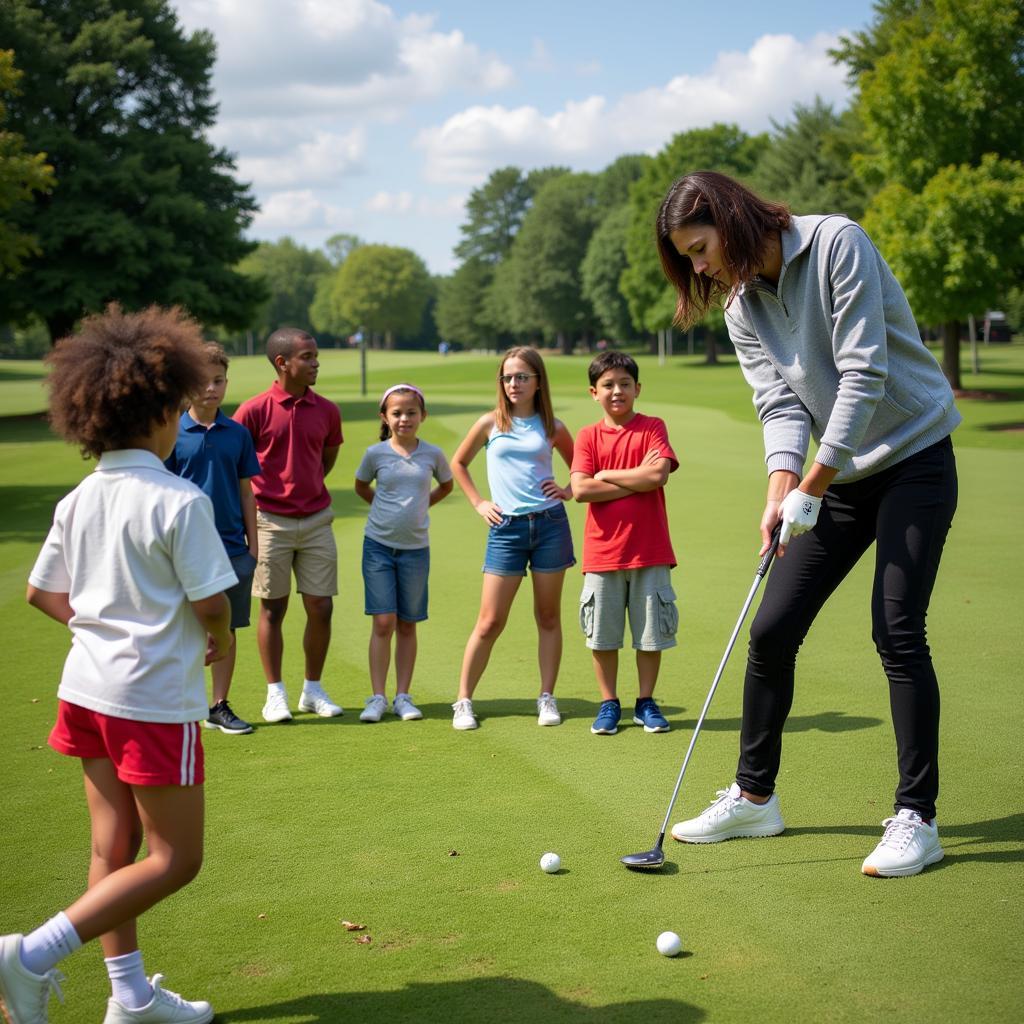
[655,170,790,328]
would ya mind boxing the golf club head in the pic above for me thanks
[620,848,665,870]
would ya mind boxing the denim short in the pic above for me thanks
[362,536,430,621]
[482,503,576,577]
[579,565,678,651]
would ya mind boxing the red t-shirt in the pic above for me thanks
[233,382,343,517]
[571,413,678,572]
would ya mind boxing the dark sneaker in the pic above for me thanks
[633,697,670,733]
[591,699,621,735]
[205,700,254,735]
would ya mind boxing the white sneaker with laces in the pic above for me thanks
[0,934,65,1024]
[861,808,944,878]
[393,694,423,720]
[297,683,343,717]
[452,698,478,730]
[671,782,785,843]
[261,688,293,723]
[359,694,389,722]
[536,693,562,726]
[102,974,213,1023]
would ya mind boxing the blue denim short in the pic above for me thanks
[362,536,430,621]
[482,503,576,577]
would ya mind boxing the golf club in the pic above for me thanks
[620,525,782,870]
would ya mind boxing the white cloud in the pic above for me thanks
[366,191,466,217]
[251,190,355,232]
[418,32,850,185]
[237,128,367,189]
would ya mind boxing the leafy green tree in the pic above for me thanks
[332,244,432,348]
[0,50,55,278]
[621,123,767,338]
[434,258,496,349]
[865,157,1024,388]
[490,172,601,350]
[835,0,1024,386]
[236,238,331,340]
[580,205,635,341]
[0,0,262,341]
[595,153,652,209]
[751,99,870,220]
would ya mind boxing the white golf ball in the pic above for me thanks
[539,852,561,873]
[656,931,682,957]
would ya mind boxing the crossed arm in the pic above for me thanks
[571,448,670,503]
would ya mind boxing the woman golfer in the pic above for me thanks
[656,171,959,877]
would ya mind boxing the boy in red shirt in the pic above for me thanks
[234,329,344,723]
[570,352,679,736]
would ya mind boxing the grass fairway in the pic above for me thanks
[1,346,1022,1023]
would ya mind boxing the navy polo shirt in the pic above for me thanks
[165,410,262,556]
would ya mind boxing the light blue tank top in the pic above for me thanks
[485,414,558,515]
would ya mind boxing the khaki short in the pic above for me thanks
[252,507,338,600]
[579,565,678,652]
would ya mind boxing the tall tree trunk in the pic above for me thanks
[941,320,961,391]
[704,332,719,365]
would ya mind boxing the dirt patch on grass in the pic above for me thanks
[954,389,1012,400]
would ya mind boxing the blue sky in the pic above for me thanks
[173,0,877,275]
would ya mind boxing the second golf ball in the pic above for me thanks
[539,852,561,873]
[656,931,682,957]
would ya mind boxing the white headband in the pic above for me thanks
[380,383,425,409]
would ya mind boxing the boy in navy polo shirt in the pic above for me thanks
[166,342,262,734]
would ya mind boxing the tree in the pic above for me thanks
[332,245,432,348]
[751,99,871,221]
[621,124,767,347]
[236,238,331,340]
[434,258,496,349]
[490,172,602,350]
[0,50,55,278]
[865,157,1024,389]
[580,205,635,341]
[0,1,263,341]
[834,0,1024,386]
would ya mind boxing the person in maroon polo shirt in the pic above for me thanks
[234,328,344,724]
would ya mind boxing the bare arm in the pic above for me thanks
[190,592,233,664]
[355,478,375,505]
[239,478,258,558]
[26,585,73,626]
[322,444,340,477]
[596,449,671,492]
[570,471,632,504]
[451,414,503,525]
[429,478,454,506]
[541,421,575,502]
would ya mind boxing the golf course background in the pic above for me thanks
[1,346,1021,1022]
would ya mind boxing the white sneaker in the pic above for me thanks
[297,683,343,717]
[537,693,562,726]
[0,934,65,1024]
[452,698,478,730]
[861,808,944,878]
[359,694,389,722]
[671,783,785,843]
[102,974,212,1023]
[261,688,292,723]
[393,694,423,721]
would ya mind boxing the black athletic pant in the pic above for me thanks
[735,436,958,819]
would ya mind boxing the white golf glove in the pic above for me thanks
[778,488,822,545]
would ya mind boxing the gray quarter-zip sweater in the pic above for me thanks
[724,214,961,483]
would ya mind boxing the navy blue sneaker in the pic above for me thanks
[591,699,621,735]
[633,697,670,733]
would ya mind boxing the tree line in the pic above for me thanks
[1,0,1022,388]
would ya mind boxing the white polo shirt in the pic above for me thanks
[29,450,237,723]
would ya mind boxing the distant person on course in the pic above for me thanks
[657,171,960,878]
[234,328,344,724]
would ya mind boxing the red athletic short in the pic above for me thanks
[48,700,205,786]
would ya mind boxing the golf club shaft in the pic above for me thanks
[655,529,781,839]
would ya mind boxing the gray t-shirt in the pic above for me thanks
[356,439,452,550]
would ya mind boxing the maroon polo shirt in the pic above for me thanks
[233,382,343,517]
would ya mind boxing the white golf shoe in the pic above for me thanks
[359,694,388,722]
[452,698,478,730]
[861,808,944,878]
[102,974,212,1023]
[536,693,562,726]
[297,683,343,717]
[0,934,65,1024]
[261,688,292,723]
[392,694,423,720]
[671,782,785,843]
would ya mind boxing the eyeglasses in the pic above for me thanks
[499,373,538,385]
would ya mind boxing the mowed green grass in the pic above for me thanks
[1,347,1022,1023]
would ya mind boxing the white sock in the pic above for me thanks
[267,681,286,694]
[105,949,152,1009]
[303,678,320,691]
[20,911,82,975]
